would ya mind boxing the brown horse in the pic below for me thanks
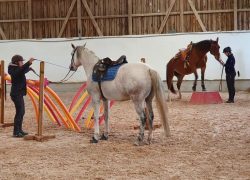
[166,37,222,99]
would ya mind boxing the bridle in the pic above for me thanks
[70,46,78,71]
[62,43,87,82]
[209,40,221,61]
[59,46,78,82]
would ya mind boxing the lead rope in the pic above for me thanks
[219,66,224,91]
[32,59,76,83]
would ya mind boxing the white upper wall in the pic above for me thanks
[0,31,249,82]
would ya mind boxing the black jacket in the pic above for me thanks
[8,61,31,96]
[225,54,236,76]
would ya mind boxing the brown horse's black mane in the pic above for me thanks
[193,40,212,52]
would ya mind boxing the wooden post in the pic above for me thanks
[37,61,45,136]
[128,0,133,35]
[180,0,184,32]
[28,0,33,39]
[234,0,238,30]
[157,0,176,34]
[0,60,14,128]
[24,61,55,141]
[188,0,207,32]
[77,0,82,38]
[58,0,77,38]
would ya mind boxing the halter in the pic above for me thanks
[57,46,78,82]
[70,46,78,71]
[209,40,220,61]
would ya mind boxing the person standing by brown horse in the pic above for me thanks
[220,47,236,103]
[166,37,223,100]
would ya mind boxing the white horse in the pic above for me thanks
[69,44,170,145]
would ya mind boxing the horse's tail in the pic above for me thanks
[149,69,170,137]
[166,60,176,94]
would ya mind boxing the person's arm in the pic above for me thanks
[23,58,34,73]
[8,58,34,77]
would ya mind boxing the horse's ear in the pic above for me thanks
[71,43,76,49]
[83,42,87,48]
[216,37,219,42]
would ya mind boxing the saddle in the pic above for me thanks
[174,42,193,68]
[93,55,127,80]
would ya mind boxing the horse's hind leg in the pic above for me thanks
[100,100,110,140]
[201,67,206,91]
[145,101,154,144]
[192,71,198,91]
[176,73,184,99]
[133,100,147,146]
[145,93,154,144]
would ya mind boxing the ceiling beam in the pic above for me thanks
[157,0,176,34]
[234,0,238,30]
[58,0,77,38]
[77,0,82,37]
[188,0,207,32]
[0,26,7,39]
[180,0,184,32]
[128,0,133,35]
[81,0,103,36]
[28,0,32,39]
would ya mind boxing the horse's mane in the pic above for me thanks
[77,46,100,61]
[193,40,212,52]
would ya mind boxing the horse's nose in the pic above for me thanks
[69,65,74,71]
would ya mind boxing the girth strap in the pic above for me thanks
[98,82,107,101]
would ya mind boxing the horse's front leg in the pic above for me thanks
[90,99,101,143]
[133,101,147,146]
[100,100,110,140]
[192,70,198,91]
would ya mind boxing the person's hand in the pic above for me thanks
[29,58,35,64]
[219,59,224,66]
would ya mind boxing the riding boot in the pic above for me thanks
[19,117,28,136]
[13,115,20,135]
[13,121,19,136]
[13,117,24,137]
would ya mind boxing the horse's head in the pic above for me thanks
[209,37,221,61]
[69,43,87,71]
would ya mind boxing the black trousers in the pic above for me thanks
[11,95,25,135]
[226,74,236,101]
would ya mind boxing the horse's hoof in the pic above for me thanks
[134,137,144,146]
[146,139,152,145]
[202,88,206,91]
[192,87,196,91]
[90,137,99,143]
[100,133,108,140]
[134,140,143,146]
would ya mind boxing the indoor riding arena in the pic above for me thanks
[0,0,250,179]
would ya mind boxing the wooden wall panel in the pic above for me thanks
[0,0,249,40]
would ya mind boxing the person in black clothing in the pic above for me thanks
[221,47,236,103]
[8,55,34,137]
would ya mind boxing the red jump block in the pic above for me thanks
[190,91,223,105]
